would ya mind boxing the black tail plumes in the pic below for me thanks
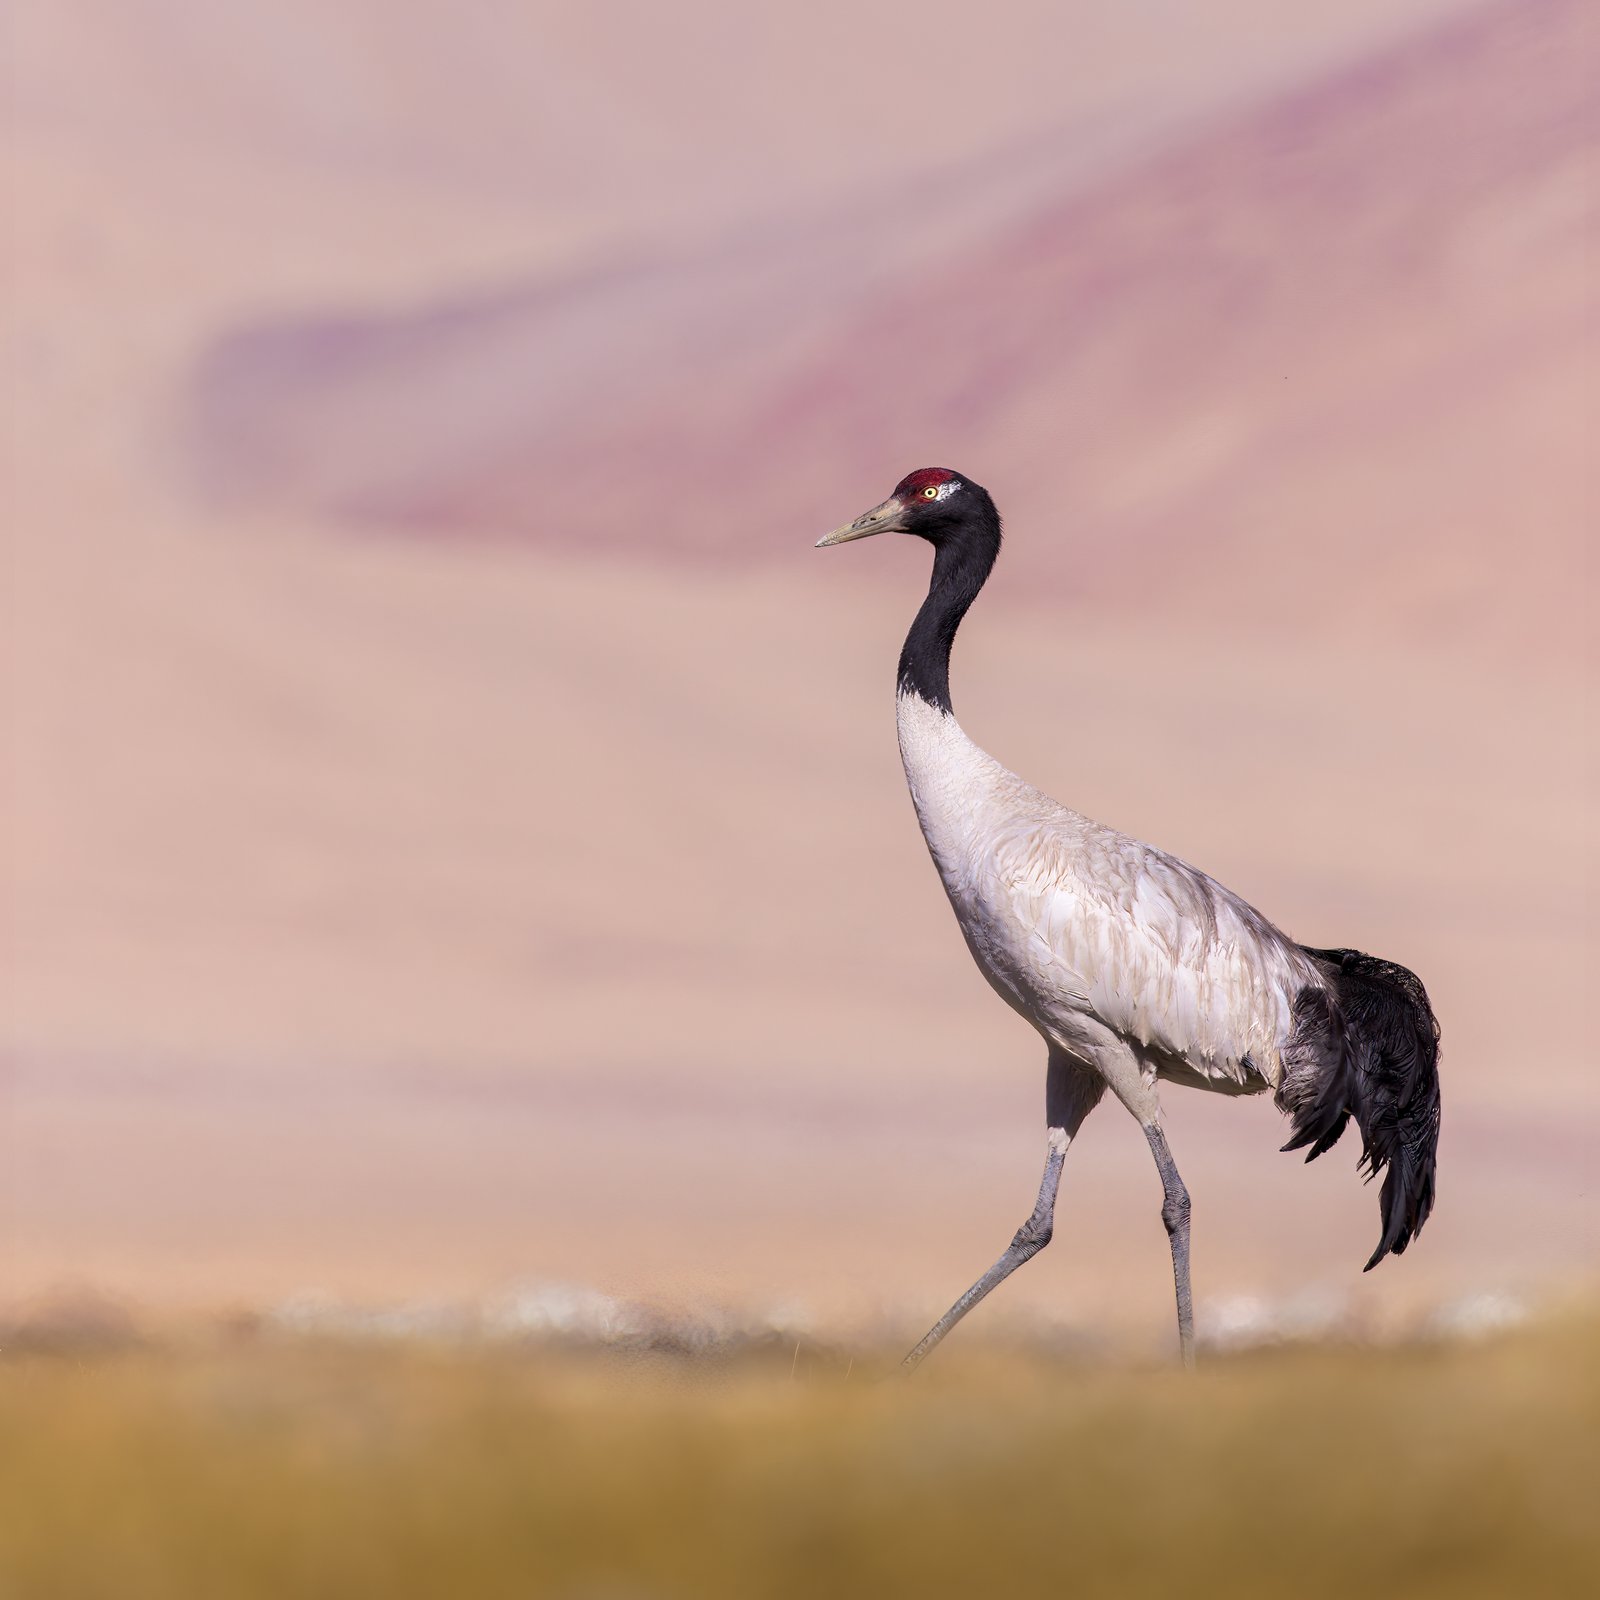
[1277,947,1442,1271]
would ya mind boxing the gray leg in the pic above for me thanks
[901,1057,1102,1373]
[1144,1122,1194,1369]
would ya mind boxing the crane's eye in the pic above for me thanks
[921,485,939,499]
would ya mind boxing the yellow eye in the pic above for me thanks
[922,485,939,498]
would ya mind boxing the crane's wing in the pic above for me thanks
[992,814,1317,1086]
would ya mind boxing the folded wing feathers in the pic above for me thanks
[895,698,1315,1087]
[993,815,1310,1084]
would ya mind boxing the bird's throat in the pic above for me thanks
[896,523,1000,715]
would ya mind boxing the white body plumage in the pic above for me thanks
[897,690,1324,1098]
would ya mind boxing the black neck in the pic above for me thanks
[896,501,1001,715]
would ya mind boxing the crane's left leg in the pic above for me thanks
[900,1053,1103,1373]
[1144,1123,1194,1369]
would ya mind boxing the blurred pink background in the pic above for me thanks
[4,0,1595,1341]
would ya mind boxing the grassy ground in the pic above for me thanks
[2,1313,1596,1600]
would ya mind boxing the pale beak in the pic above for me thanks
[816,496,909,548]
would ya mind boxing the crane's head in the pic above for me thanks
[815,467,997,555]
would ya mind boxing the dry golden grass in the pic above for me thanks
[2,1313,1596,1600]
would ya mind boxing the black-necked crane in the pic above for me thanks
[817,468,1441,1370]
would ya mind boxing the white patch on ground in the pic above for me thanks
[481,1281,650,1342]
[1198,1288,1355,1352]
[1425,1290,1529,1341]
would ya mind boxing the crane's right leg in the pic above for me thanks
[1144,1122,1194,1370]
[1094,1042,1196,1370]
[901,1054,1103,1373]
